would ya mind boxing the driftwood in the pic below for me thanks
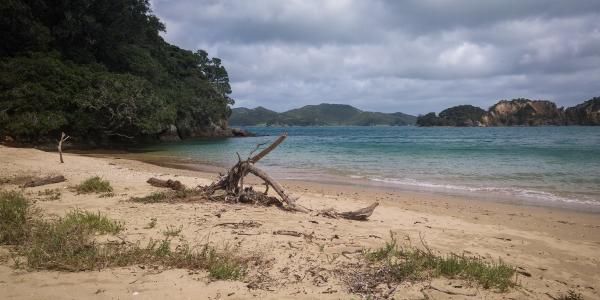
[214,220,262,229]
[202,133,378,221]
[147,178,186,191]
[22,175,66,188]
[272,230,304,237]
[318,202,379,221]
[57,132,70,163]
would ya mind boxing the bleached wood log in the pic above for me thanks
[22,175,66,188]
[147,178,186,191]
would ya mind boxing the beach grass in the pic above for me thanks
[0,190,34,245]
[36,188,61,201]
[131,191,170,203]
[74,176,113,194]
[0,190,249,279]
[362,234,515,291]
[163,224,182,237]
[130,189,200,204]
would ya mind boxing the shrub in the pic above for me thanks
[0,191,34,244]
[362,235,515,291]
[131,192,169,203]
[74,177,113,194]
[1,191,251,280]
[37,189,61,201]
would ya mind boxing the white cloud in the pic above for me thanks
[151,0,600,114]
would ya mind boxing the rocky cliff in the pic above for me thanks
[566,97,600,125]
[158,119,254,142]
[480,99,566,126]
[417,97,600,127]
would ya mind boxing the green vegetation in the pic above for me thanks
[416,105,485,126]
[417,97,600,127]
[0,0,233,144]
[362,235,515,291]
[25,210,124,270]
[0,191,34,244]
[130,189,198,203]
[131,191,169,203]
[0,190,248,279]
[566,96,600,125]
[58,210,124,234]
[229,103,416,126]
[74,176,113,194]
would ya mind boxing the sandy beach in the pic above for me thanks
[1,145,599,299]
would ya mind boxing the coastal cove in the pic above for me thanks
[3,1,600,299]
[122,126,600,213]
[1,144,599,299]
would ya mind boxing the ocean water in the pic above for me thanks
[135,126,600,211]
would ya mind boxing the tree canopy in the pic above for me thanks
[0,0,233,144]
[416,105,485,127]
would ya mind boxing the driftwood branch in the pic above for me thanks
[250,133,287,163]
[273,230,304,237]
[318,202,379,221]
[58,132,70,163]
[246,164,308,212]
[202,133,378,220]
[22,175,66,188]
[147,178,186,191]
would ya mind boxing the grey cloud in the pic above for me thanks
[151,0,600,115]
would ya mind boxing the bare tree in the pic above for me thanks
[58,132,70,163]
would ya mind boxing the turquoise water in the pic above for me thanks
[137,126,600,211]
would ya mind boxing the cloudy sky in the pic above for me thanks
[151,0,600,115]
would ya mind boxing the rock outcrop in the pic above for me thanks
[417,97,600,127]
[566,97,600,125]
[479,99,566,126]
[158,119,255,141]
[158,124,182,142]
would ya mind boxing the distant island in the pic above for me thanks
[229,103,417,126]
[416,97,600,127]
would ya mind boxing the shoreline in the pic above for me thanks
[81,149,600,242]
[84,150,600,214]
[1,145,599,299]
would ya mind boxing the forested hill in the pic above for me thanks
[0,0,236,145]
[229,103,417,126]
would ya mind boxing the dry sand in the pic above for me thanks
[1,145,599,299]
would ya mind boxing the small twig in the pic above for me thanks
[248,142,268,160]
